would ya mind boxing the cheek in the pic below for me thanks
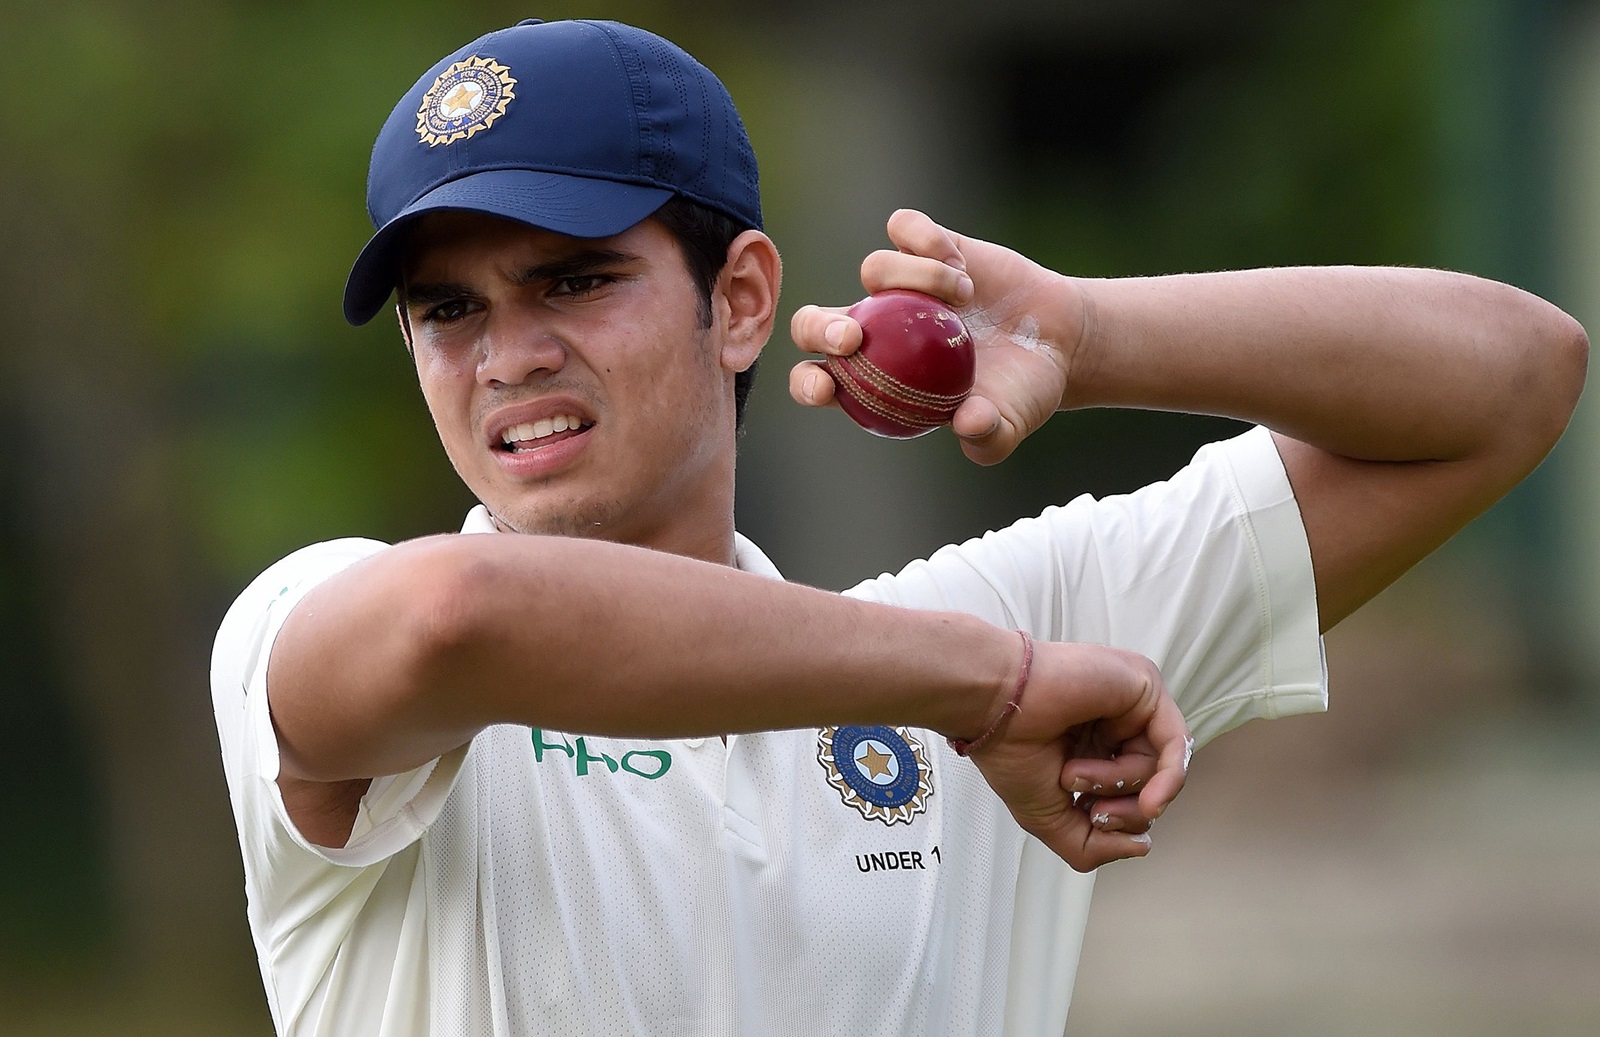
[641,349,730,466]
[633,339,720,427]
[415,359,478,449]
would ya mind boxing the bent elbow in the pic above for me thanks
[268,535,513,783]
[1531,309,1589,449]
[306,539,507,779]
[1557,313,1589,413]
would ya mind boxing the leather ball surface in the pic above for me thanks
[823,290,976,439]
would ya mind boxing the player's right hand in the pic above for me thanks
[964,640,1190,872]
[789,208,1086,467]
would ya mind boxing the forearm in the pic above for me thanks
[269,534,1016,781]
[1065,266,1587,462]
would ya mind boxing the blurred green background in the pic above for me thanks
[3,0,1598,1033]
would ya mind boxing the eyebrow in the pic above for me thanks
[513,248,639,286]
[403,248,643,307]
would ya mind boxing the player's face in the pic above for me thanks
[400,212,742,558]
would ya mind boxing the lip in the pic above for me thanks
[484,397,596,447]
[483,397,597,480]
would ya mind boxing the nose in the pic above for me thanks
[477,313,567,387]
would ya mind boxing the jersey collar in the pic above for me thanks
[458,505,786,582]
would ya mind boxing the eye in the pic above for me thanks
[422,298,478,323]
[550,274,613,298]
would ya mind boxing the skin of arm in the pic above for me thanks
[790,209,1590,631]
[269,531,1190,870]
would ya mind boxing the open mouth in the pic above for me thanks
[496,415,595,453]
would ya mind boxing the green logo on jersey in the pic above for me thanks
[531,729,672,780]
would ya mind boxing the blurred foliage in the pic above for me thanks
[0,415,113,973]
[988,1,1446,274]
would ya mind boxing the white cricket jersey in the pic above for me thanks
[211,425,1326,1036]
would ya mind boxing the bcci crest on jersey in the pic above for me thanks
[415,55,517,147]
[817,726,933,825]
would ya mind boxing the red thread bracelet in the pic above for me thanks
[948,630,1034,757]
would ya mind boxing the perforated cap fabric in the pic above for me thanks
[343,19,762,325]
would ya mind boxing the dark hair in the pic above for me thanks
[651,195,759,429]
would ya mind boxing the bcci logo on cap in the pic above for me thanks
[817,726,933,826]
[415,56,517,147]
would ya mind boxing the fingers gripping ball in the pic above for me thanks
[823,290,976,439]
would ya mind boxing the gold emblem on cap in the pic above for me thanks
[416,56,517,147]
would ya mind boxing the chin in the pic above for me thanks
[489,496,626,539]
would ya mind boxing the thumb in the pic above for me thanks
[953,396,1020,466]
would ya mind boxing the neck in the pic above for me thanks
[488,496,740,569]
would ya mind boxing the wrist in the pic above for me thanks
[1051,273,1097,413]
[946,630,1033,755]
[921,619,1031,749]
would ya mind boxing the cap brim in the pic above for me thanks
[342,169,674,325]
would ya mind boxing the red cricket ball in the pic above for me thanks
[823,289,976,439]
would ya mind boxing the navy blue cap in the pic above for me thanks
[343,19,762,325]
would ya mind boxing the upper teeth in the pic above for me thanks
[501,415,585,444]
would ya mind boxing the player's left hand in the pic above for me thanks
[962,639,1190,872]
[1062,733,1166,838]
[789,208,1087,465]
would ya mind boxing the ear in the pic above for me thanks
[715,229,782,374]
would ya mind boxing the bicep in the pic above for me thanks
[1272,431,1510,631]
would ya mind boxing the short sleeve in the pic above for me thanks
[844,426,1327,748]
[210,538,469,870]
